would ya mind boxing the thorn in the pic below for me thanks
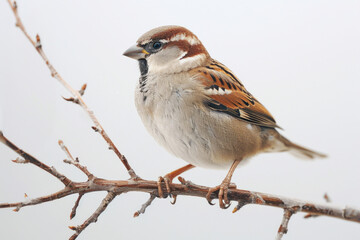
[108,146,114,150]
[13,208,19,212]
[35,34,42,48]
[133,211,140,218]
[24,193,28,198]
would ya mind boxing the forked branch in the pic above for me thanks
[1,131,360,239]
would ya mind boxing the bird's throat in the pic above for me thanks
[138,59,148,94]
[138,59,148,76]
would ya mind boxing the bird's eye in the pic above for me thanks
[143,41,164,55]
[152,41,163,50]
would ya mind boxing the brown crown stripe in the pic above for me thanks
[182,44,208,59]
[164,40,208,59]
[151,27,197,41]
[164,40,190,52]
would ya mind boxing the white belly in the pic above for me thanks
[135,87,215,168]
[134,74,262,169]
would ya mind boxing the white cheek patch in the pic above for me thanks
[147,50,202,74]
[146,44,206,74]
[179,53,205,64]
[170,33,200,45]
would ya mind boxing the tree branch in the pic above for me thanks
[59,140,93,179]
[0,131,73,187]
[1,131,360,239]
[276,208,294,240]
[69,191,118,240]
[2,1,360,240]
[6,0,137,179]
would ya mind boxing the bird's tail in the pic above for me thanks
[277,134,327,159]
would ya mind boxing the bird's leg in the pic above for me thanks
[206,159,242,209]
[157,164,195,198]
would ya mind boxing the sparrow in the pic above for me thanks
[123,25,326,208]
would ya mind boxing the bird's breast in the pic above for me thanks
[134,73,263,169]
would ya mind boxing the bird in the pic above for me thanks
[123,25,326,208]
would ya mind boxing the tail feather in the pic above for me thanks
[278,135,327,160]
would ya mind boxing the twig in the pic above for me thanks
[3,2,360,240]
[304,193,332,218]
[1,133,360,238]
[276,208,295,240]
[2,135,358,225]
[58,140,93,179]
[133,194,157,217]
[62,84,87,104]
[6,0,137,179]
[1,138,359,220]
[69,191,117,240]
[70,193,84,220]
[0,131,73,187]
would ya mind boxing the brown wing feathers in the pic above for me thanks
[195,59,280,129]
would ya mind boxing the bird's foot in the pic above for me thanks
[206,181,237,209]
[157,175,174,199]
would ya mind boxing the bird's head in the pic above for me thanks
[123,25,210,75]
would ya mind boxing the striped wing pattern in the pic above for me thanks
[194,59,280,129]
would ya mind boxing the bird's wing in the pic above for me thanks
[193,59,280,129]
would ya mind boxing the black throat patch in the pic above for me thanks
[138,59,148,101]
[138,59,148,76]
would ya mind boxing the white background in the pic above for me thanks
[1,0,360,239]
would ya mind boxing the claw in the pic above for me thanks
[206,159,241,209]
[223,203,231,209]
[206,181,234,209]
[157,164,195,199]
[170,194,177,205]
[157,175,173,198]
[206,191,216,205]
[206,186,218,206]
